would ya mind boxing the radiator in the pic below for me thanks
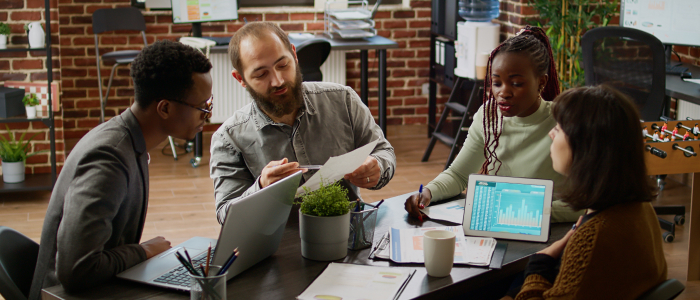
[677,99,700,121]
[209,50,346,124]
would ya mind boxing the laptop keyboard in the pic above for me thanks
[153,247,216,287]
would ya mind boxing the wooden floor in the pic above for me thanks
[1,124,698,299]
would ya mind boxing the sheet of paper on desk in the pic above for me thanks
[683,78,700,85]
[389,226,496,266]
[296,139,379,196]
[297,263,415,300]
[420,198,465,224]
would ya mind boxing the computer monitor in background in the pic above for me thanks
[620,0,700,65]
[171,0,238,37]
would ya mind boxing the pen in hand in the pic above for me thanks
[417,184,424,222]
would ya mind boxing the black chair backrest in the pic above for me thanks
[92,7,147,34]
[636,278,685,300]
[581,26,666,122]
[295,39,331,82]
[0,226,39,300]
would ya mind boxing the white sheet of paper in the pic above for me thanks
[389,226,496,266]
[420,198,465,224]
[683,78,700,85]
[297,263,414,300]
[296,139,379,196]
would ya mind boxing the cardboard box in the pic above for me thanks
[0,87,25,118]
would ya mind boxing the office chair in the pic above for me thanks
[581,26,685,242]
[0,226,40,300]
[581,26,666,122]
[295,38,331,81]
[637,278,685,300]
[92,7,148,123]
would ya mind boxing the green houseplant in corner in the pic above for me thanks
[22,93,40,119]
[298,180,354,261]
[0,125,43,183]
[0,22,10,49]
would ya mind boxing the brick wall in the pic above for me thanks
[54,0,437,144]
[0,0,64,175]
[2,0,700,174]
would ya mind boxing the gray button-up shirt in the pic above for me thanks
[210,82,396,224]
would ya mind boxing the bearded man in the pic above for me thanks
[209,22,395,224]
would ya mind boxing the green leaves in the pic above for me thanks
[298,180,351,217]
[22,93,40,106]
[0,125,43,163]
[0,23,9,36]
[527,0,619,89]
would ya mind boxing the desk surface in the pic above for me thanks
[43,193,569,300]
[666,63,700,104]
[210,34,398,53]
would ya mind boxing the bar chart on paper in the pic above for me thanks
[470,181,545,236]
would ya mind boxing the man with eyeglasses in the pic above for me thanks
[210,22,396,224]
[29,40,213,298]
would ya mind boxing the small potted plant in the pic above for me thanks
[0,22,10,49]
[297,180,354,261]
[0,125,43,183]
[22,93,40,119]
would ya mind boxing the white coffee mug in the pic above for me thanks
[423,230,456,277]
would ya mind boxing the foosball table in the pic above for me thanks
[643,118,700,280]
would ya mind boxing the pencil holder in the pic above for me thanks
[348,201,378,250]
[189,265,227,300]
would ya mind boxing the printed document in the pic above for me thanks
[389,226,496,266]
[420,198,465,224]
[296,139,379,196]
[297,263,415,300]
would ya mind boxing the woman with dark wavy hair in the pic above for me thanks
[512,85,667,299]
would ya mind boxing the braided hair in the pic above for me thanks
[479,25,560,174]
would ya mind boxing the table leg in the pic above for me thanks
[688,172,700,280]
[378,49,387,136]
[361,50,368,106]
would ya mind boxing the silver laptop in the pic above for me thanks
[117,171,302,291]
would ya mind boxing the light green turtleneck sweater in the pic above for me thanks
[425,98,583,222]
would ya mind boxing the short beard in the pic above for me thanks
[245,66,304,119]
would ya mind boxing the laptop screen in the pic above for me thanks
[468,180,546,236]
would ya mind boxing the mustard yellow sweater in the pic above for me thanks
[516,201,667,300]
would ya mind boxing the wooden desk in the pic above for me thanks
[42,193,570,299]
[210,35,399,136]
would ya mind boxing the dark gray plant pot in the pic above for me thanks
[299,210,350,261]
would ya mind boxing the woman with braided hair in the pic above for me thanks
[405,26,583,222]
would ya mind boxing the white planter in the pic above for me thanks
[27,22,45,48]
[25,106,36,119]
[2,161,25,183]
[0,34,7,49]
[299,210,350,261]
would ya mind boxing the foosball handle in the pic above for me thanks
[646,145,667,159]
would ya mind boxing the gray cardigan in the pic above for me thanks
[29,109,149,299]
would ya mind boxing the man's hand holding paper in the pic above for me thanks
[343,156,380,188]
[297,140,379,196]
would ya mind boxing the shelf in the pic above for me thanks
[0,173,54,193]
[0,0,57,193]
[0,47,48,53]
[0,116,53,124]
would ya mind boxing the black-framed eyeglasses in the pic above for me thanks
[169,95,213,119]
